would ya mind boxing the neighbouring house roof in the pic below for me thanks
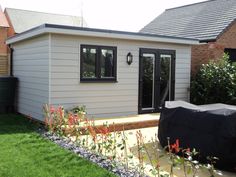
[0,6,9,28]
[140,0,236,42]
[6,23,199,45]
[4,8,86,33]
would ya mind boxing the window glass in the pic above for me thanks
[81,45,117,81]
[101,49,114,78]
[225,48,236,63]
[82,48,96,78]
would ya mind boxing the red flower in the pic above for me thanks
[58,106,63,118]
[68,114,75,126]
[88,126,97,142]
[50,105,55,114]
[99,126,109,135]
[171,139,180,153]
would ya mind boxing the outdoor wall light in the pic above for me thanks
[126,52,133,65]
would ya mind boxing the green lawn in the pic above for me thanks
[0,114,116,177]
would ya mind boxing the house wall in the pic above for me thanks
[0,27,8,75]
[0,11,16,76]
[5,11,16,37]
[50,34,192,118]
[191,21,236,74]
[12,34,49,120]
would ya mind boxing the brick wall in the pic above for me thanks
[191,21,236,75]
[0,27,8,75]
[5,12,15,37]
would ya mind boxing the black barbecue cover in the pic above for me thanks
[158,106,236,169]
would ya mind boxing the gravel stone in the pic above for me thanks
[39,128,149,177]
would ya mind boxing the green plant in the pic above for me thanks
[205,156,219,177]
[43,104,65,134]
[191,53,236,105]
[71,105,86,114]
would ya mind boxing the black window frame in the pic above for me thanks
[80,44,117,82]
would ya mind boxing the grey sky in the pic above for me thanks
[1,0,205,32]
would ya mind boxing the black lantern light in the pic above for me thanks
[126,52,133,65]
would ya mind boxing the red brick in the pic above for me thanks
[191,21,236,75]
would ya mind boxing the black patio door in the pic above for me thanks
[138,48,175,114]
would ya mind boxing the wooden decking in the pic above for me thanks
[62,113,159,134]
[94,119,159,133]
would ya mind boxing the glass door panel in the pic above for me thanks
[139,49,175,114]
[142,53,155,109]
[160,54,171,107]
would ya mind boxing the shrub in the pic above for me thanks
[190,54,236,105]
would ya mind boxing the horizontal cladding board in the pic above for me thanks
[13,34,49,121]
[13,40,48,50]
[117,67,138,73]
[176,59,190,63]
[175,88,189,94]
[51,90,137,98]
[52,34,190,50]
[176,73,190,78]
[14,59,49,65]
[51,72,79,79]
[175,83,190,89]
[20,88,49,97]
[50,60,79,66]
[50,72,138,79]
[19,82,48,92]
[18,106,44,121]
[51,85,138,92]
[14,70,48,78]
[51,40,79,47]
[48,34,191,117]
[51,66,79,73]
[51,96,137,104]
[117,61,139,67]
[51,53,79,60]
[18,93,48,104]
[14,65,48,72]
[175,78,190,84]
[52,101,138,109]
[175,95,188,100]
[19,97,47,108]
[175,68,190,73]
[14,53,48,60]
[14,46,49,54]
[175,63,190,68]
[51,46,79,53]
[51,78,137,85]
[18,77,48,85]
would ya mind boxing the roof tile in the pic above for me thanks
[140,0,236,41]
[5,8,86,33]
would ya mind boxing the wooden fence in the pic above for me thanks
[0,55,8,75]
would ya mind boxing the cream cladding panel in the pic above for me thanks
[50,34,191,118]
